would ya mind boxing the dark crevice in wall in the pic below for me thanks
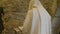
[0,7,4,34]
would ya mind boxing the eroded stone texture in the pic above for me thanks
[2,0,30,26]
[0,0,30,34]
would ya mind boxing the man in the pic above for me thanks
[0,7,4,34]
[22,0,51,34]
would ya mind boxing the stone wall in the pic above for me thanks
[0,0,30,34]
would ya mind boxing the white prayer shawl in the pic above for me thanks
[23,0,52,34]
[30,0,52,34]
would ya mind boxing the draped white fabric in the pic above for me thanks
[30,0,52,34]
[22,0,52,34]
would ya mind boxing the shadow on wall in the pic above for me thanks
[0,7,4,34]
[52,4,60,34]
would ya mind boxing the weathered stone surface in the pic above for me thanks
[0,0,30,34]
